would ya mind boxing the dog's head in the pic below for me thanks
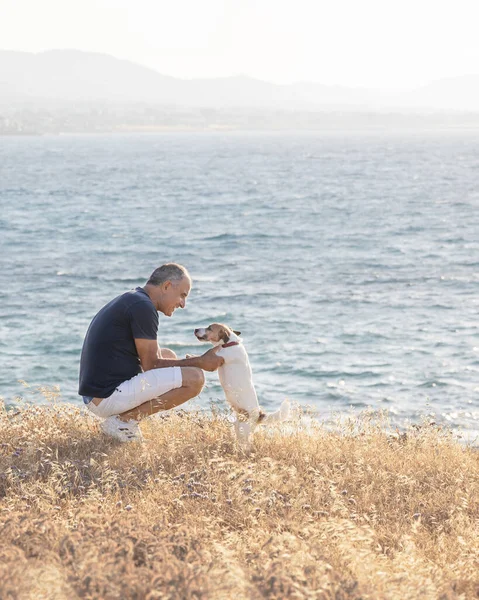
[194,323,241,346]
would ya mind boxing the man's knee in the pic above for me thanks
[181,367,205,394]
[161,348,178,359]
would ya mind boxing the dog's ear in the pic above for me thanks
[233,330,241,336]
[219,327,230,344]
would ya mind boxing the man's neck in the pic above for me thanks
[142,284,159,310]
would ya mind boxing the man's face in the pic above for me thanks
[159,277,191,317]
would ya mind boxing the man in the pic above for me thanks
[79,263,223,442]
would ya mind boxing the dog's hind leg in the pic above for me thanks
[234,418,253,452]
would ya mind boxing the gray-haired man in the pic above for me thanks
[79,263,223,441]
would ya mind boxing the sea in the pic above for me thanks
[1,131,478,440]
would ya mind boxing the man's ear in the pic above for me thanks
[233,330,241,336]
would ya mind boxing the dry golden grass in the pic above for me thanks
[1,392,479,599]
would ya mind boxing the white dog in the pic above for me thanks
[194,323,290,450]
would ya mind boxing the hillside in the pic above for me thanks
[1,399,478,598]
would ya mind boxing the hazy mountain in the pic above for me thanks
[0,49,181,104]
[0,49,478,112]
[399,75,479,111]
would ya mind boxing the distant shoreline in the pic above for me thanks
[3,103,479,137]
[2,124,479,137]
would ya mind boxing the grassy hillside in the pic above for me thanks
[1,395,478,599]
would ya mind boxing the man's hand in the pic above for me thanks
[196,346,224,371]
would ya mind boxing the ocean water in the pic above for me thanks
[1,131,478,438]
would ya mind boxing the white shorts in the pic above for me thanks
[86,367,182,419]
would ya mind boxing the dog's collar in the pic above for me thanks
[222,341,240,348]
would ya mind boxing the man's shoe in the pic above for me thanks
[101,415,143,442]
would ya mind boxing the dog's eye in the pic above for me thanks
[206,326,212,331]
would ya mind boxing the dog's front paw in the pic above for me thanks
[185,354,196,359]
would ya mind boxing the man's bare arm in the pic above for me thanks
[135,338,223,372]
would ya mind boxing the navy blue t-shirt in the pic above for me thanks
[79,287,158,398]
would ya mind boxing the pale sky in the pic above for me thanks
[1,0,478,89]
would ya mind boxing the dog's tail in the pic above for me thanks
[258,399,291,424]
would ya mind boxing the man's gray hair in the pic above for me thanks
[147,263,190,287]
